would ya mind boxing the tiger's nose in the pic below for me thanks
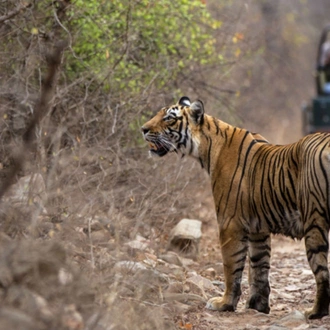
[141,126,150,135]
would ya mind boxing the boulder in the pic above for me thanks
[167,219,202,258]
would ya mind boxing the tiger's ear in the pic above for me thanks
[190,100,204,124]
[178,96,191,107]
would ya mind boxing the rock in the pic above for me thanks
[284,284,301,292]
[300,269,313,276]
[144,252,158,262]
[133,268,168,287]
[32,293,53,321]
[58,268,73,285]
[186,270,198,277]
[187,274,218,293]
[109,266,169,304]
[170,301,194,313]
[293,325,311,330]
[125,239,148,251]
[142,258,157,268]
[211,280,225,291]
[4,286,49,322]
[180,256,196,267]
[165,282,188,294]
[89,229,111,243]
[113,261,147,274]
[132,268,169,302]
[274,290,296,300]
[272,310,307,329]
[61,304,84,330]
[184,279,208,300]
[163,292,205,304]
[168,266,186,281]
[213,262,224,274]
[155,262,185,279]
[167,219,202,258]
[0,308,41,330]
[272,303,290,312]
[166,277,208,300]
[159,251,183,266]
[203,267,216,278]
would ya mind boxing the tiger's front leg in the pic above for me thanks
[206,224,248,312]
[246,234,271,314]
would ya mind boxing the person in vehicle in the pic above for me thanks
[319,41,330,94]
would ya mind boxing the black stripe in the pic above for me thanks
[251,243,271,251]
[216,192,225,216]
[207,137,212,174]
[199,157,204,169]
[314,265,329,275]
[212,117,221,136]
[250,262,271,270]
[231,246,248,257]
[228,127,237,147]
[248,236,269,243]
[199,128,212,173]
[319,143,330,219]
[250,251,270,263]
[306,245,329,261]
[304,223,329,243]
[233,137,257,210]
[232,266,245,275]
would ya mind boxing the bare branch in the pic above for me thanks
[0,42,65,200]
[0,2,32,25]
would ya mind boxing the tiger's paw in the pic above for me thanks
[206,297,235,312]
[305,308,329,320]
[246,294,270,314]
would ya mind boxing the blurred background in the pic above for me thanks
[0,1,330,329]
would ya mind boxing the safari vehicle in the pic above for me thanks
[303,25,330,134]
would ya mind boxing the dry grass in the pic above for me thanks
[0,49,209,327]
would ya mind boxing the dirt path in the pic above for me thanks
[179,227,330,330]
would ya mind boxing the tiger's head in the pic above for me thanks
[141,96,204,157]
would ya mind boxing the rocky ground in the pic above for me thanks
[116,221,330,330]
[1,174,330,329]
[86,216,330,330]
[178,231,330,330]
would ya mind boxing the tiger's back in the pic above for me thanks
[142,96,330,318]
[213,128,330,238]
[246,133,330,238]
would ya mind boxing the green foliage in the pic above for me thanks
[0,0,223,148]
[69,0,222,93]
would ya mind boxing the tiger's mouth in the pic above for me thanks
[148,142,168,157]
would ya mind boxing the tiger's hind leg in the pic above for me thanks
[246,234,271,314]
[206,224,248,312]
[304,221,330,319]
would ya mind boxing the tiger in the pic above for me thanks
[141,96,330,319]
